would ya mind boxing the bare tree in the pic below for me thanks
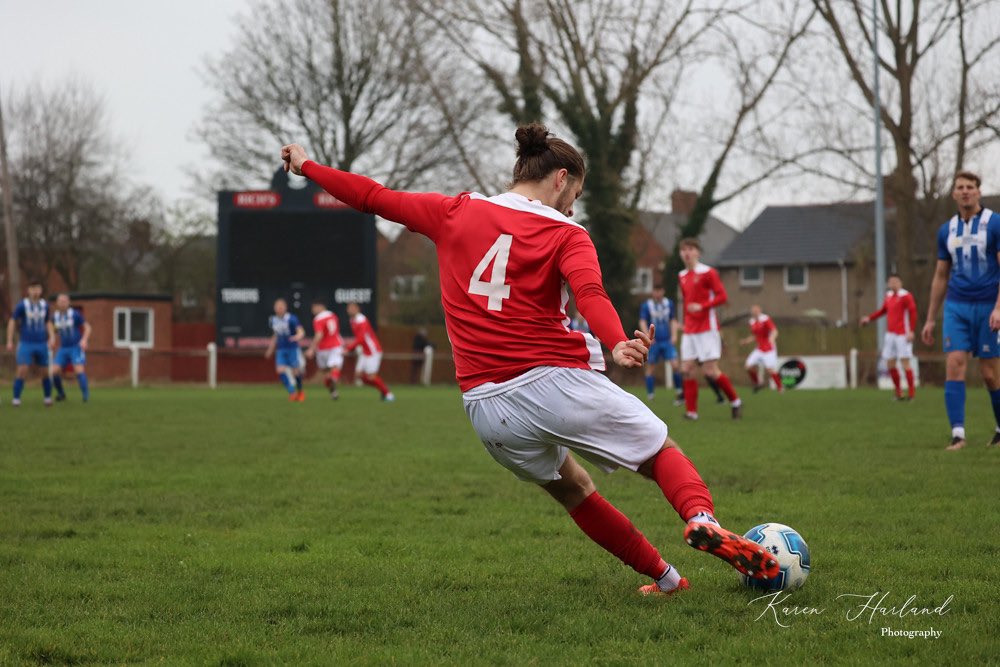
[661,0,817,295]
[198,0,465,191]
[809,0,1000,285]
[416,0,723,313]
[4,79,135,291]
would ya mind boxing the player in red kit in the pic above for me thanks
[740,304,782,393]
[280,125,777,595]
[306,300,344,399]
[677,238,742,420]
[345,302,394,402]
[862,274,919,400]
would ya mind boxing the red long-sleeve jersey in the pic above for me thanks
[867,289,918,335]
[301,161,627,391]
[678,263,727,334]
[347,313,382,354]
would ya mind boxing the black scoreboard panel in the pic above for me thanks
[216,177,377,347]
[227,211,368,285]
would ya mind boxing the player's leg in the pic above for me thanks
[545,454,687,595]
[669,358,684,406]
[900,357,914,400]
[52,348,67,400]
[644,344,658,401]
[275,357,297,397]
[941,301,973,448]
[358,353,392,400]
[971,307,1000,447]
[35,346,53,406]
[74,363,89,402]
[886,357,902,399]
[745,351,760,389]
[12,357,29,406]
[680,356,699,419]
[702,356,742,419]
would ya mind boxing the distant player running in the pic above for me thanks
[5,279,56,407]
[922,170,1000,450]
[677,239,742,420]
[345,302,394,402]
[861,274,918,401]
[639,285,683,404]
[281,125,778,595]
[306,300,344,399]
[51,293,92,402]
[740,305,782,393]
[265,298,306,402]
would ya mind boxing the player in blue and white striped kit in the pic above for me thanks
[265,298,307,401]
[639,285,683,403]
[5,279,56,407]
[922,171,1000,450]
[52,293,92,402]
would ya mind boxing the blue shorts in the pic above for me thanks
[275,347,303,370]
[16,342,50,367]
[648,340,677,364]
[55,346,86,368]
[943,300,1000,358]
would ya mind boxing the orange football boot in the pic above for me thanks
[684,522,779,579]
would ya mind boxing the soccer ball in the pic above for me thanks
[739,523,810,591]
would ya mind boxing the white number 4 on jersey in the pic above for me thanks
[468,234,512,311]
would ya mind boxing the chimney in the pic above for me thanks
[671,189,698,216]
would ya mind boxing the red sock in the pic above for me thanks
[329,368,341,383]
[362,374,390,396]
[715,373,739,401]
[683,379,699,413]
[650,447,714,521]
[905,368,915,397]
[569,492,667,580]
[889,368,901,396]
[770,372,783,391]
[747,367,760,386]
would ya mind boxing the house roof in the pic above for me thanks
[638,211,738,264]
[715,202,875,267]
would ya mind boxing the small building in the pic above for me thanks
[66,293,173,381]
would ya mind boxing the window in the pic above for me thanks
[631,267,654,295]
[114,307,154,348]
[784,265,808,291]
[740,266,763,287]
[390,274,426,301]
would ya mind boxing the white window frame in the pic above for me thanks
[631,267,654,295]
[739,266,764,287]
[784,265,809,292]
[390,274,426,301]
[113,307,155,349]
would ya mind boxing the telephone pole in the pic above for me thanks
[0,83,20,309]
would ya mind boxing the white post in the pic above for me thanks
[421,345,434,386]
[207,342,217,389]
[130,344,140,388]
[664,361,673,389]
[849,348,859,389]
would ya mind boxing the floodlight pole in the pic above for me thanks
[873,0,887,343]
[0,84,21,310]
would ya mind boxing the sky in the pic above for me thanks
[1,0,247,205]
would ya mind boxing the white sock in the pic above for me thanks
[952,426,966,439]
[687,511,719,526]
[732,398,742,407]
[656,564,683,591]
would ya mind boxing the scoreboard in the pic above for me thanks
[216,169,377,347]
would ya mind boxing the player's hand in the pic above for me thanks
[5,342,11,351]
[80,341,88,351]
[612,331,650,369]
[264,348,273,359]
[860,316,869,326]
[921,320,935,346]
[687,302,703,313]
[281,144,309,175]
[990,308,1000,331]
[304,349,315,359]
[905,331,914,343]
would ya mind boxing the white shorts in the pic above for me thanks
[681,331,722,363]
[745,348,778,370]
[462,366,668,484]
[882,332,913,360]
[356,351,383,375]
[316,347,344,370]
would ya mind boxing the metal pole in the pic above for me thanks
[0,84,21,309]
[873,0,887,344]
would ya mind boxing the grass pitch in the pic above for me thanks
[0,383,998,665]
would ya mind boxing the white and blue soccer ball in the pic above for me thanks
[739,523,810,591]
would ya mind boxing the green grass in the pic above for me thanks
[1,383,998,665]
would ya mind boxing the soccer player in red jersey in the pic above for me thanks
[345,302,395,402]
[279,125,777,594]
[305,300,345,399]
[862,274,919,400]
[740,304,782,393]
[677,239,743,420]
